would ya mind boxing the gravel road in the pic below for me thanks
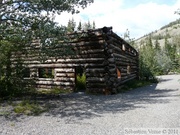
[0,75,180,135]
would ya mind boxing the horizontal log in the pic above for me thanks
[86,68,105,73]
[119,71,137,77]
[109,44,123,53]
[57,58,104,63]
[73,44,104,50]
[116,62,138,69]
[86,88,106,93]
[116,55,133,62]
[109,73,118,78]
[86,73,105,77]
[71,39,104,46]
[109,64,116,68]
[113,52,138,61]
[116,60,131,66]
[17,53,105,61]
[55,73,75,77]
[21,57,105,65]
[118,60,138,65]
[116,76,137,86]
[77,49,104,54]
[86,77,105,82]
[108,58,115,63]
[115,57,137,64]
[27,63,75,68]
[85,64,104,68]
[55,78,75,82]
[109,77,116,82]
[86,85,106,89]
[36,84,74,89]
[36,80,74,85]
[109,67,116,73]
[37,78,55,81]
[113,52,127,59]
[55,68,75,72]
[29,63,104,69]
[86,82,106,88]
[73,54,105,59]
[120,74,137,81]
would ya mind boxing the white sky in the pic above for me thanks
[55,0,180,39]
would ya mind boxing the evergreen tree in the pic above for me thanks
[164,36,172,56]
[77,21,82,31]
[123,29,135,45]
[146,36,153,48]
[139,36,163,76]
[93,21,96,29]
[155,49,172,74]
[67,18,76,32]
[87,20,92,29]
[67,19,72,32]
[82,20,92,30]
[154,39,161,51]
[123,29,130,41]
[164,36,177,71]
[172,35,180,68]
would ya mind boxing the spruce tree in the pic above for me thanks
[93,21,96,29]
[77,21,82,31]
[154,39,161,51]
[67,18,76,32]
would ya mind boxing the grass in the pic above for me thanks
[118,79,157,93]
[0,88,73,116]
[0,110,10,116]
[36,88,72,95]
[13,100,48,115]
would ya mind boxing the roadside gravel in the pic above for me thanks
[0,75,180,135]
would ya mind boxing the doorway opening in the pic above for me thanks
[75,66,86,92]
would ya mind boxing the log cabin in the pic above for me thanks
[21,27,139,94]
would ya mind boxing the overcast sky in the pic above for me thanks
[55,0,180,39]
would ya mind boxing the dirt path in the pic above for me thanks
[0,75,180,135]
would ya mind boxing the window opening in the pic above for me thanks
[38,68,54,78]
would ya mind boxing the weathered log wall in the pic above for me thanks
[17,27,138,94]
[103,32,139,93]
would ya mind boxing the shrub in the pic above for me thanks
[76,73,86,91]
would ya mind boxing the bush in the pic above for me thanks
[76,73,86,91]
[0,75,36,98]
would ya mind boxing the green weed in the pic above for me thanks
[118,79,157,93]
[13,100,47,115]
[0,111,10,116]
[76,73,86,91]
[37,88,72,95]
